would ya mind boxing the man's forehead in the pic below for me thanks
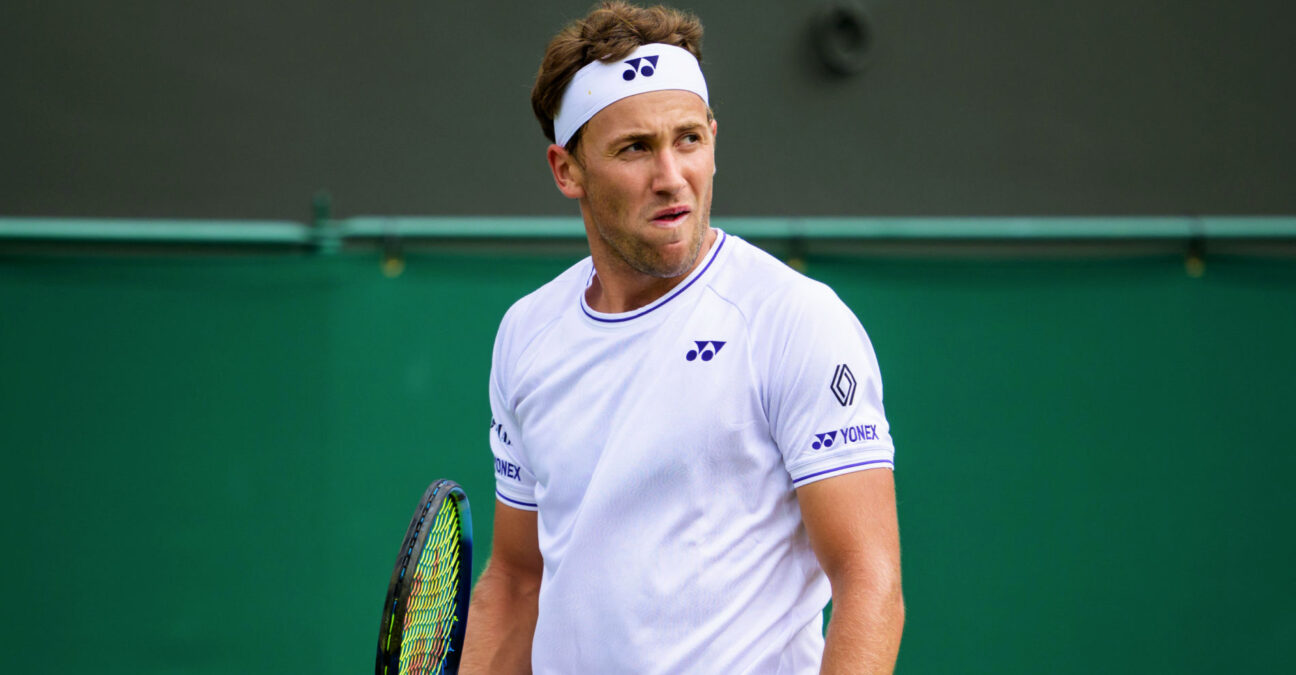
[585,89,710,139]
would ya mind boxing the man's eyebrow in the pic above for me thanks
[607,131,655,148]
[606,121,709,148]
[672,120,708,135]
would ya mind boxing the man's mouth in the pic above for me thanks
[651,206,691,225]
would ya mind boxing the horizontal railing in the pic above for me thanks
[3,215,1295,252]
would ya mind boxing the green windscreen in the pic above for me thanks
[1,242,1292,674]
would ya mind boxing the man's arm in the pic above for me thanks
[798,469,904,674]
[459,501,543,675]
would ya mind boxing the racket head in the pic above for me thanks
[376,479,474,675]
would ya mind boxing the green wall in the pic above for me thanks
[2,245,1293,673]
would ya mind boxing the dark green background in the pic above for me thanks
[3,0,1295,219]
[3,243,1293,673]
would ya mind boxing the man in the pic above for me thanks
[461,3,903,672]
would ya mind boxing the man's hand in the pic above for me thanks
[798,469,904,674]
[459,501,543,675]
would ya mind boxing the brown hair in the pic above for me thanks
[531,1,705,152]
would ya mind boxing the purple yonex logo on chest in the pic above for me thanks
[685,340,726,362]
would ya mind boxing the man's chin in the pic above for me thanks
[647,229,707,278]
[599,218,709,279]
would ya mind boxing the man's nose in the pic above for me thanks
[651,149,687,195]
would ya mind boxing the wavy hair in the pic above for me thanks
[530,2,705,152]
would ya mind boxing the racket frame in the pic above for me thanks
[375,479,474,675]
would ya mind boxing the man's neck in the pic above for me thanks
[585,228,717,314]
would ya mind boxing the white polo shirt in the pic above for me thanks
[488,230,894,673]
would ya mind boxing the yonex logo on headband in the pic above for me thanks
[553,43,709,147]
[622,55,659,80]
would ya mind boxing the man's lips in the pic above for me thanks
[651,206,691,224]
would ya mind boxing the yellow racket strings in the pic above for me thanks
[399,497,463,675]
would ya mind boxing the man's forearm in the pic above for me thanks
[820,574,905,674]
[459,561,541,675]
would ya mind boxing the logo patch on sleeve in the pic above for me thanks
[490,417,512,446]
[494,458,524,482]
[831,364,857,406]
[810,424,879,450]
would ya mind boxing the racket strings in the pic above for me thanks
[399,497,463,675]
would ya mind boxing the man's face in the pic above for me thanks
[566,90,716,280]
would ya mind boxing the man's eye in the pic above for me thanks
[622,142,647,153]
[680,133,702,145]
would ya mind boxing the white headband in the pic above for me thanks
[553,43,709,148]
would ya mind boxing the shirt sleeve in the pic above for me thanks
[766,282,895,488]
[489,318,539,511]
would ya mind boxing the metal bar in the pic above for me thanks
[336,216,587,239]
[2,216,1295,245]
[0,218,312,244]
[332,216,1296,240]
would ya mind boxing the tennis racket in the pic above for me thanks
[376,479,473,675]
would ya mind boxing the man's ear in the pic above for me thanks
[710,118,718,176]
[547,144,585,199]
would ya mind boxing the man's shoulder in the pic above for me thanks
[495,257,588,350]
[710,233,840,317]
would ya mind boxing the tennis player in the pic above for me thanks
[461,3,903,672]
